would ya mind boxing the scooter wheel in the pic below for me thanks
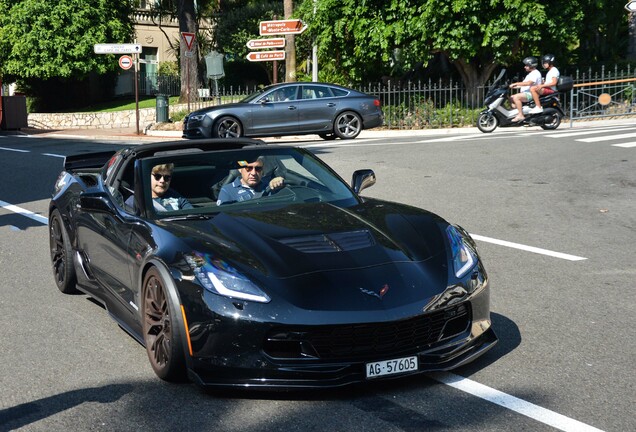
[540,112,562,130]
[477,112,498,133]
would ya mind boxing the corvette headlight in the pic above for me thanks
[185,252,270,303]
[446,225,478,278]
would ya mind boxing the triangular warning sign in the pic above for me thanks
[181,32,196,51]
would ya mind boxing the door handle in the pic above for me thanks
[327,103,336,107]
[288,106,297,110]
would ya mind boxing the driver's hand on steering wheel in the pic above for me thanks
[269,176,285,190]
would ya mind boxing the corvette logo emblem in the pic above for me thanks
[359,284,389,299]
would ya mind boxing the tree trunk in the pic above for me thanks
[453,58,498,109]
[178,0,198,103]
[284,0,296,82]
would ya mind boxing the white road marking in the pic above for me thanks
[0,200,49,225]
[612,142,636,148]
[544,126,634,138]
[0,146,29,152]
[41,153,65,158]
[469,233,587,261]
[577,132,636,142]
[429,372,605,432]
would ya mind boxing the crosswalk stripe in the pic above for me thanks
[577,132,636,142]
[544,126,634,138]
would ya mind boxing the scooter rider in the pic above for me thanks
[509,56,542,122]
[528,54,560,114]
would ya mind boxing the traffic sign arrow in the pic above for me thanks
[259,19,307,35]
[626,1,636,12]
[246,51,286,62]
[246,38,286,49]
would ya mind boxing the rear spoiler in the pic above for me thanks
[63,150,117,172]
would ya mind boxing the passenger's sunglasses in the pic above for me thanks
[152,173,172,181]
[243,166,263,173]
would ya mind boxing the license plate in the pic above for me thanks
[365,356,418,379]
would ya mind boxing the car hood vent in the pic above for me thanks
[279,230,375,253]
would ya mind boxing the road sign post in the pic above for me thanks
[181,32,196,112]
[94,44,142,54]
[94,43,141,134]
[246,38,286,50]
[259,19,307,36]
[246,51,286,62]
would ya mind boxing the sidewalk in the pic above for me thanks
[3,117,635,141]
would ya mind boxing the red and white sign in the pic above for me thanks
[181,32,196,51]
[259,19,307,36]
[119,55,133,70]
[246,51,286,62]
[246,38,286,49]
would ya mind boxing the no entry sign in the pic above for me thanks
[119,55,133,70]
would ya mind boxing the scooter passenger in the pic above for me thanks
[509,56,542,122]
[528,54,560,114]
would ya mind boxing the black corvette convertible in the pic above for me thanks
[49,138,497,389]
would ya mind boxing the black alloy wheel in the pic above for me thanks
[334,111,362,139]
[49,209,78,294]
[142,267,187,382]
[213,116,242,138]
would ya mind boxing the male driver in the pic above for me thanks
[528,54,560,114]
[217,157,285,205]
[509,56,542,122]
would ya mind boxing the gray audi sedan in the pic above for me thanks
[183,82,384,140]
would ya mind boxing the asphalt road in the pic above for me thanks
[0,124,634,432]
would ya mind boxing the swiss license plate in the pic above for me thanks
[365,356,418,379]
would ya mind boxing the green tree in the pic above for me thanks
[297,0,585,98]
[0,0,134,80]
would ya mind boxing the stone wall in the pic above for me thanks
[27,104,188,130]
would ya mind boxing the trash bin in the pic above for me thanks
[0,96,28,130]
[156,94,169,123]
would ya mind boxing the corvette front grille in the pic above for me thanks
[263,304,470,361]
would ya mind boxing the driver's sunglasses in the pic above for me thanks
[152,173,172,181]
[243,165,263,173]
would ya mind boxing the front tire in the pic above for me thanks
[477,112,498,133]
[49,209,78,294]
[142,267,187,382]
[334,111,362,139]
[212,116,242,138]
[540,112,562,130]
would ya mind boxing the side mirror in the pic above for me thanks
[79,191,116,214]
[351,169,376,194]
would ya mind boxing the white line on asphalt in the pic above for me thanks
[577,132,636,142]
[41,153,66,158]
[0,199,48,225]
[429,372,605,432]
[544,126,634,138]
[612,142,636,148]
[0,146,29,153]
[469,233,587,261]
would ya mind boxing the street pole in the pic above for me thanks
[134,52,140,135]
[312,0,318,82]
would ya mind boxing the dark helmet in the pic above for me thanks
[541,54,555,66]
[522,56,539,68]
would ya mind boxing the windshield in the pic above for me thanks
[139,147,359,219]
[240,86,272,103]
